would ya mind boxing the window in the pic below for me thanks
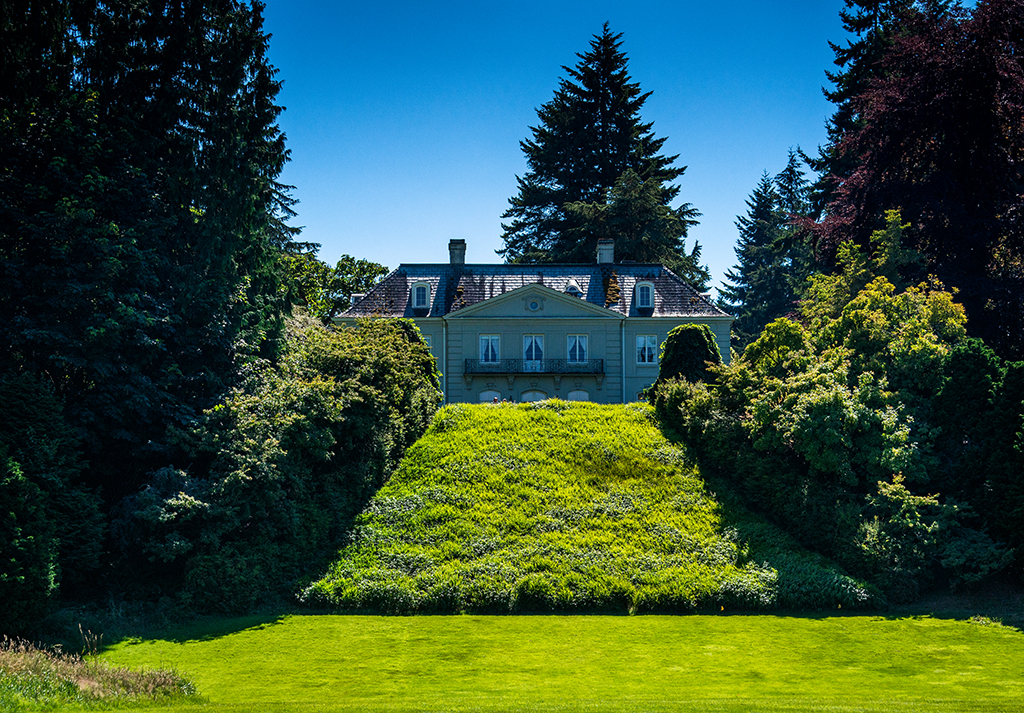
[635,282,653,309]
[524,335,544,371]
[480,334,500,363]
[637,335,658,364]
[423,335,432,349]
[567,334,587,362]
[412,282,430,309]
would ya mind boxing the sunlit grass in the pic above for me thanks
[98,613,1024,712]
[302,401,868,613]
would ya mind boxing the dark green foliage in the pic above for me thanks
[655,324,722,387]
[720,151,817,348]
[499,24,700,275]
[812,0,1024,357]
[564,170,707,289]
[0,0,296,505]
[0,449,56,634]
[115,317,441,611]
[719,174,793,345]
[653,244,1013,602]
[809,0,929,213]
[0,375,104,632]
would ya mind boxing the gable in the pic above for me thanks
[445,283,621,320]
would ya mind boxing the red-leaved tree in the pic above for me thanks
[812,0,1024,356]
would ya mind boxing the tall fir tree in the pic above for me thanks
[809,0,918,212]
[719,174,792,347]
[0,0,296,502]
[563,170,707,289]
[773,148,817,296]
[499,24,699,272]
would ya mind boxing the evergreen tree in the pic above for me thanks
[0,0,296,502]
[773,149,817,297]
[499,24,695,268]
[719,174,792,347]
[563,170,707,289]
[809,0,919,212]
[811,0,1024,357]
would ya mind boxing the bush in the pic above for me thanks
[652,271,1011,601]
[656,324,722,386]
[0,374,104,633]
[114,316,441,610]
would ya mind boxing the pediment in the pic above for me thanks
[446,283,620,320]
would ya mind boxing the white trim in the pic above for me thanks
[446,282,620,320]
[412,281,431,309]
[635,282,654,309]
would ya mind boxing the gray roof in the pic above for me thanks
[340,263,732,319]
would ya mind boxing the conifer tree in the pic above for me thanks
[0,0,296,499]
[773,149,817,296]
[719,174,791,347]
[499,24,697,269]
[811,0,1024,356]
[563,170,707,289]
[809,0,917,212]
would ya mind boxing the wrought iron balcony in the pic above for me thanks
[464,358,604,375]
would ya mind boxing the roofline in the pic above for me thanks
[394,262,669,269]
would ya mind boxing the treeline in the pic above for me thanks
[722,0,1024,359]
[697,0,1024,599]
[656,221,1021,602]
[0,1,437,633]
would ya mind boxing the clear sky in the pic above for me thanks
[263,0,849,294]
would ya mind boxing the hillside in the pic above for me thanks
[301,401,870,613]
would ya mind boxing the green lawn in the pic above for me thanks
[98,613,1024,712]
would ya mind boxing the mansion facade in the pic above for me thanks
[334,239,734,404]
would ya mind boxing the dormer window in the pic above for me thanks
[412,282,430,310]
[565,278,582,297]
[635,282,654,309]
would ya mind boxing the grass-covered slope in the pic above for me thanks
[301,401,868,613]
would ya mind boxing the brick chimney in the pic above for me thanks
[449,239,466,265]
[596,238,614,264]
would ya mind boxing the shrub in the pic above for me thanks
[656,324,722,386]
[114,316,441,610]
[652,270,1011,601]
[0,374,104,633]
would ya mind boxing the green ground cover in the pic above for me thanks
[96,613,1024,712]
[302,401,868,613]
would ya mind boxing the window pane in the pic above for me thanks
[568,335,587,362]
[414,285,428,307]
[480,335,499,362]
[637,284,652,308]
[524,335,543,360]
[637,335,656,364]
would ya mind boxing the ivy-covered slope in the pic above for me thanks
[301,401,869,613]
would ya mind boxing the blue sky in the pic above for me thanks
[263,0,849,294]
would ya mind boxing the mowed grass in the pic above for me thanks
[302,401,867,613]
[98,613,1024,712]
